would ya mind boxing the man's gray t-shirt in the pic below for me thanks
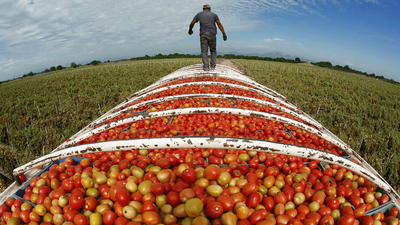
[193,9,219,35]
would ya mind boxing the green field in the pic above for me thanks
[1,58,399,192]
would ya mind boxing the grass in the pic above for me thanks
[0,57,398,192]
[236,59,400,191]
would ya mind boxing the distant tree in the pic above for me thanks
[344,65,350,70]
[295,58,301,62]
[315,61,332,67]
[56,65,63,70]
[44,69,49,73]
[28,71,34,76]
[71,62,78,68]
[49,66,56,71]
[90,60,101,65]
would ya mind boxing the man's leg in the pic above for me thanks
[200,34,209,70]
[209,33,217,69]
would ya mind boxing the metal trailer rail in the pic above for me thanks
[52,106,396,195]
[54,64,292,150]
[9,137,400,207]
[1,62,399,212]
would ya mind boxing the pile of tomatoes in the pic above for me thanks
[1,149,399,225]
[2,74,399,225]
[75,111,343,158]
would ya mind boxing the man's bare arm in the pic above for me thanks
[216,20,225,34]
[189,20,197,30]
[216,20,227,41]
[188,20,197,35]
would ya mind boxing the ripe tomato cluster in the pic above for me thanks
[77,111,342,157]
[3,73,398,225]
[158,77,252,89]
[1,150,398,225]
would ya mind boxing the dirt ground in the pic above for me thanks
[219,59,242,71]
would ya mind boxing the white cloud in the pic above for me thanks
[263,38,302,46]
[264,38,286,42]
[0,0,385,81]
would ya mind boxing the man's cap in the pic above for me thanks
[203,4,211,9]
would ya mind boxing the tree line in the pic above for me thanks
[1,53,398,86]
[312,61,399,85]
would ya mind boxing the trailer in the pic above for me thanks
[1,63,399,225]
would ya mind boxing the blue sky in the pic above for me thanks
[1,0,399,82]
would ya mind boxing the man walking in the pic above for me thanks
[189,4,227,71]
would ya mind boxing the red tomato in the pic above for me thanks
[2,212,12,223]
[116,188,131,206]
[248,211,263,224]
[103,211,117,225]
[318,206,332,217]
[217,195,234,212]
[205,201,224,219]
[0,204,9,217]
[17,173,27,182]
[74,213,89,225]
[283,186,295,202]
[182,168,196,183]
[213,149,227,158]
[263,196,275,211]
[319,215,334,225]
[247,192,261,208]
[36,193,46,204]
[308,160,319,169]
[5,198,14,208]
[171,182,187,193]
[141,211,161,225]
[38,186,52,196]
[69,194,85,210]
[150,183,166,195]
[378,194,389,205]
[325,197,340,210]
[337,185,346,197]
[360,215,374,225]
[307,212,321,224]
[348,194,361,208]
[354,207,365,219]
[340,206,354,215]
[84,197,98,211]
[61,179,74,192]
[388,207,399,218]
[274,192,288,205]
[141,201,157,214]
[64,209,80,222]
[20,210,30,223]
[246,173,258,184]
[204,165,221,180]
[71,188,85,198]
[237,165,249,175]
[297,205,310,215]
[118,159,131,171]
[13,198,23,208]
[238,219,252,225]
[115,216,130,225]
[241,182,258,196]
[337,213,355,225]
[167,191,181,207]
